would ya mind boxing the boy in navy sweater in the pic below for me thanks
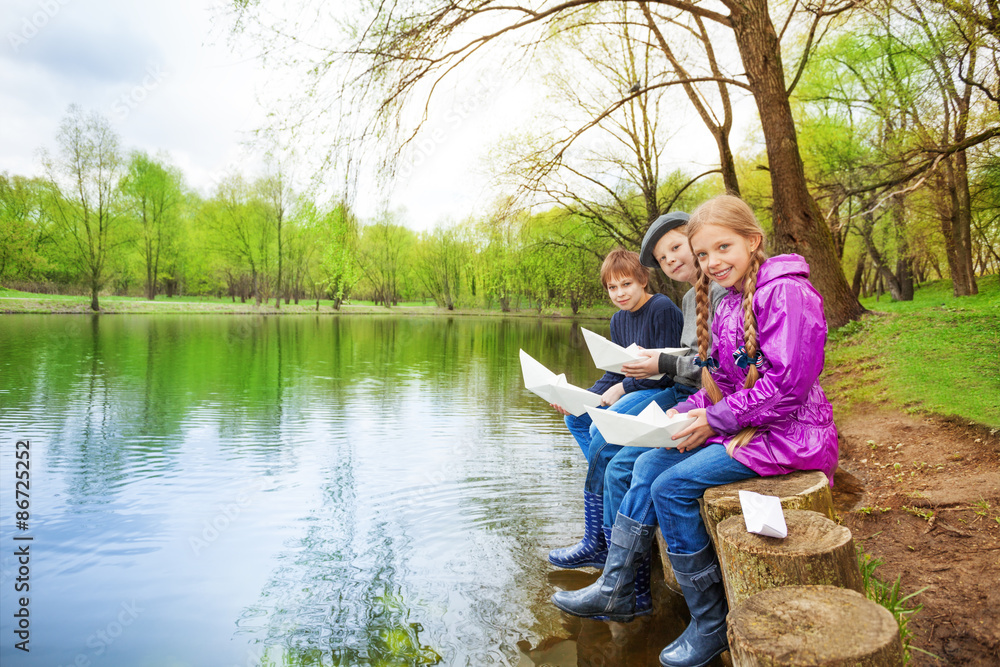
[549,246,683,566]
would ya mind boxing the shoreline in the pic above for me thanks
[0,295,613,320]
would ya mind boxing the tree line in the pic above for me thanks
[3,0,998,316]
[224,0,998,327]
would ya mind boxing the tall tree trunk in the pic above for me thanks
[850,252,866,298]
[728,0,864,327]
[951,151,978,295]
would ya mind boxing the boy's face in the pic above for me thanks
[653,228,697,284]
[605,272,648,312]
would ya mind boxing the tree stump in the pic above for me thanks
[655,528,681,593]
[700,470,834,552]
[728,585,904,667]
[717,510,863,607]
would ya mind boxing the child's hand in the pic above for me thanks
[665,408,679,418]
[672,408,716,452]
[551,403,571,416]
[621,351,660,379]
[601,383,626,406]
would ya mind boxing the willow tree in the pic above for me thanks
[230,0,869,325]
[41,105,126,311]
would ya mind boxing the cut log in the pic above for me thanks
[700,470,834,551]
[717,510,863,607]
[728,585,904,667]
[654,528,681,594]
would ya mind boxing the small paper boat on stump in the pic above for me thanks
[580,328,687,379]
[519,349,602,417]
[586,401,697,448]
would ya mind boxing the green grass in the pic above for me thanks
[0,286,616,319]
[825,274,1000,429]
[857,546,934,664]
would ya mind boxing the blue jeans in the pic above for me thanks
[563,388,660,460]
[595,384,697,526]
[612,443,757,554]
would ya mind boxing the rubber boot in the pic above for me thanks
[595,545,651,620]
[548,491,608,569]
[658,543,729,667]
[550,513,655,622]
[633,550,653,616]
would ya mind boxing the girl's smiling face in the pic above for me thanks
[689,223,762,290]
[653,228,697,285]
[605,273,650,312]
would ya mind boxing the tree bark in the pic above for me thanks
[726,0,864,327]
[700,470,834,552]
[716,510,863,607]
[728,585,904,667]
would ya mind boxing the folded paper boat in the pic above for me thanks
[585,401,697,448]
[519,349,602,417]
[580,328,687,379]
[738,490,788,538]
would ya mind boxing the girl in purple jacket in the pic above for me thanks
[551,195,839,667]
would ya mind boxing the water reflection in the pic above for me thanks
[0,314,692,666]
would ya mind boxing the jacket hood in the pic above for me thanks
[758,254,810,287]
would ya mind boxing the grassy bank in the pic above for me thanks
[0,287,616,320]
[823,274,1000,429]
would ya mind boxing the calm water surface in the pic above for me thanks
[0,314,687,667]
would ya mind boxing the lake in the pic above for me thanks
[0,314,687,667]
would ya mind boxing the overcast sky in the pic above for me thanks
[1,0,758,230]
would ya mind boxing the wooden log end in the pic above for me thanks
[717,510,864,606]
[704,470,833,520]
[728,585,904,667]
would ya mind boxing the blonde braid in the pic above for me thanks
[694,265,723,404]
[726,250,766,455]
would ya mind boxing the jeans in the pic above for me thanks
[595,383,697,527]
[563,388,660,460]
[612,443,757,554]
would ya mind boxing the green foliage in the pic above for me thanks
[0,174,52,282]
[857,546,934,664]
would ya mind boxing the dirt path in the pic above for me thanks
[833,405,1000,665]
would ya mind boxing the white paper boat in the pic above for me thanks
[580,328,686,379]
[738,490,788,538]
[519,349,602,417]
[585,401,697,448]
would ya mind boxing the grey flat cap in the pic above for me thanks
[639,211,690,268]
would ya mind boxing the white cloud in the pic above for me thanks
[0,0,267,193]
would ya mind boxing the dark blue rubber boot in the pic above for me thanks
[548,491,608,569]
[550,513,656,622]
[658,543,729,667]
[634,550,653,616]
[594,543,651,621]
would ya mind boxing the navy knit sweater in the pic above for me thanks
[588,292,684,396]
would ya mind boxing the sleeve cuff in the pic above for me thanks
[658,353,678,377]
[706,400,741,435]
[673,401,693,414]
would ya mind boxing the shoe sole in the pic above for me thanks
[659,646,727,667]
[551,597,636,623]
[547,556,607,569]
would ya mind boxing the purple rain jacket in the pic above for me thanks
[673,254,839,486]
